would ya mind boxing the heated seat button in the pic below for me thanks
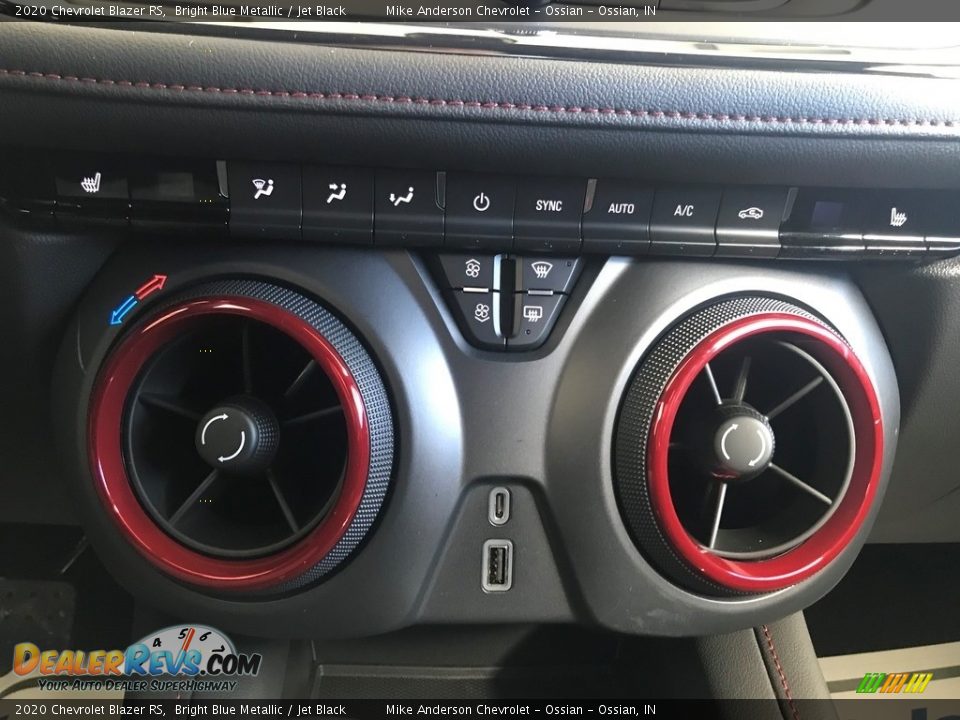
[55,157,129,200]
[514,177,587,254]
[375,170,443,247]
[508,293,566,351]
[650,189,721,256]
[438,254,499,290]
[715,187,788,258]
[861,192,927,257]
[448,290,504,350]
[54,155,130,226]
[227,162,301,240]
[445,174,515,250]
[582,181,654,254]
[516,257,580,294]
[302,166,374,245]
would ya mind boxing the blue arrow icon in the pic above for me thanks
[110,295,138,326]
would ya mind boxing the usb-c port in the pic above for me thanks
[488,487,511,526]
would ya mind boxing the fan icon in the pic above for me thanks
[474,303,491,323]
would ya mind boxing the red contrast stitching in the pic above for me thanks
[0,68,957,128]
[761,624,801,720]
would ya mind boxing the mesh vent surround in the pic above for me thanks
[614,296,846,596]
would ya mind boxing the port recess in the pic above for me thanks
[481,539,513,593]
[488,487,511,526]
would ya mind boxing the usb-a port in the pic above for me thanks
[482,539,513,593]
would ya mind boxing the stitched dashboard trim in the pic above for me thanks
[1,68,957,128]
[760,624,802,720]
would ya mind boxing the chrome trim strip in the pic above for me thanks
[190,21,960,78]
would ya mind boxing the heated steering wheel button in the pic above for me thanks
[448,290,504,350]
[439,254,498,290]
[508,293,565,351]
[516,257,580,294]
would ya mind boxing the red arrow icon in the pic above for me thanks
[135,274,167,300]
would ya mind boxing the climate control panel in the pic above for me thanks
[4,149,959,260]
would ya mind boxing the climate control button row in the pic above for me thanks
[5,151,955,259]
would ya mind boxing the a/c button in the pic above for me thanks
[650,189,721,257]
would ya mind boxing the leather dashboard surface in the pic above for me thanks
[3,20,960,188]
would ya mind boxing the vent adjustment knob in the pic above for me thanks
[707,405,775,481]
[195,397,279,476]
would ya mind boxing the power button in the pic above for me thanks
[445,173,516,251]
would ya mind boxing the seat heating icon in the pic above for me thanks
[81,172,102,194]
[890,207,908,228]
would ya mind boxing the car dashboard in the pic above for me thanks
[2,8,960,710]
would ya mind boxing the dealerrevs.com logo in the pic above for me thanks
[856,671,933,694]
[13,625,262,693]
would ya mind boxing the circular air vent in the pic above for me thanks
[614,297,883,595]
[88,280,394,592]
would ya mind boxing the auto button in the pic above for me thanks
[581,180,654,254]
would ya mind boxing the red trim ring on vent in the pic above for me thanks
[647,313,883,593]
[88,297,371,591]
